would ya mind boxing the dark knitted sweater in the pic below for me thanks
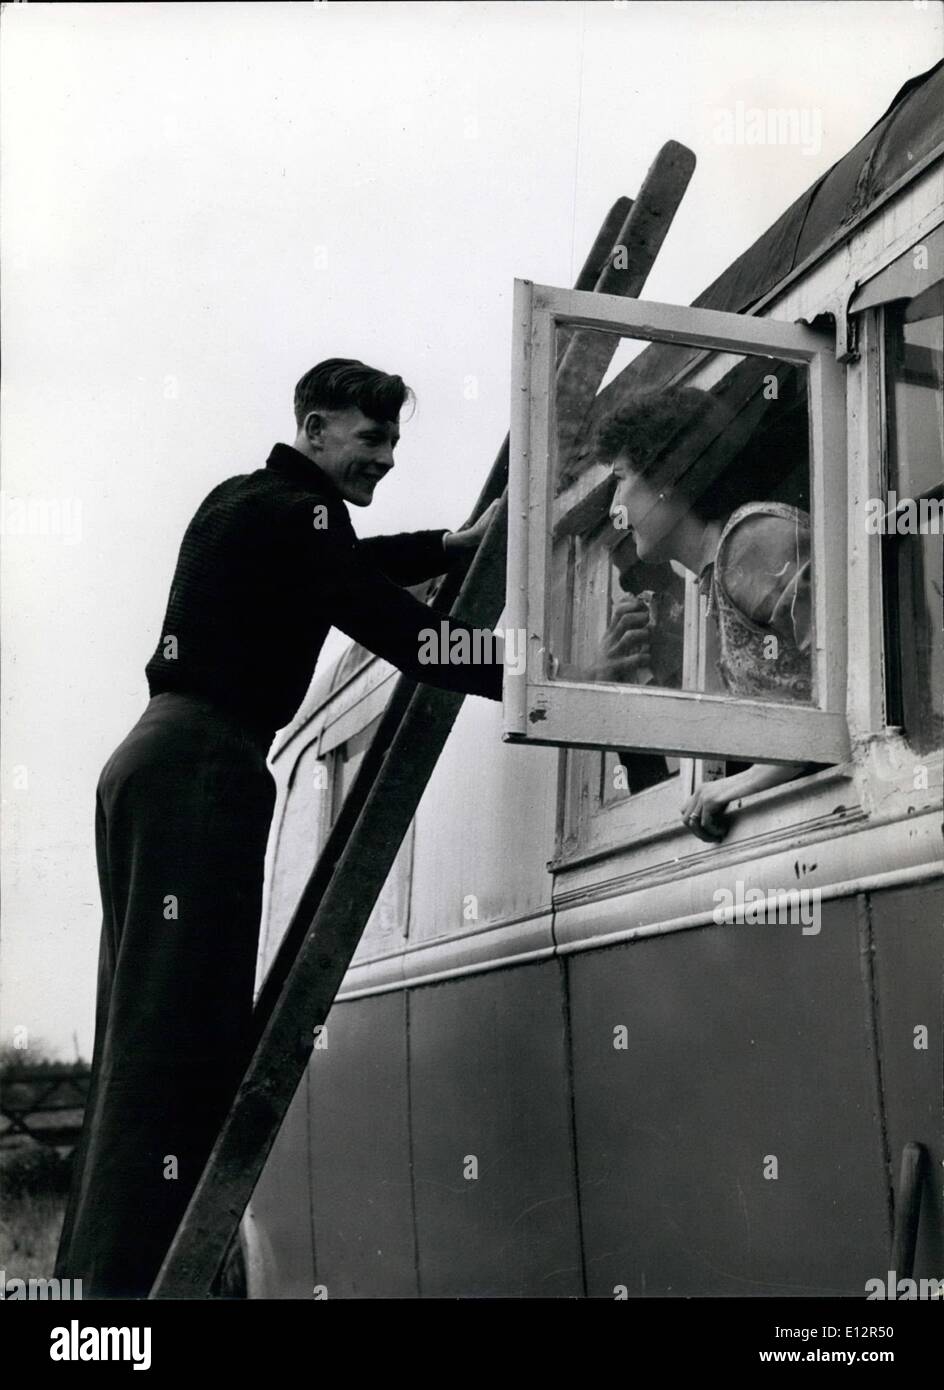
[145,443,503,738]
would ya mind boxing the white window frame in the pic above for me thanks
[505,279,850,766]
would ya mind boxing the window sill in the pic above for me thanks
[550,761,861,876]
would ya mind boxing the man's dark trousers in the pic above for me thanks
[55,692,277,1298]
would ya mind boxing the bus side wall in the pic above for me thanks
[247,690,561,1296]
[250,878,942,1297]
[407,690,559,941]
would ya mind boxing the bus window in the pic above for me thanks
[883,285,944,754]
[509,283,849,861]
[550,333,816,816]
[329,718,377,821]
[329,716,414,953]
[552,343,814,710]
[264,741,332,961]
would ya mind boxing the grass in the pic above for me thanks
[0,1141,71,1280]
[0,1043,85,1281]
[0,1189,66,1279]
[0,1142,247,1296]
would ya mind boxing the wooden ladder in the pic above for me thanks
[150,140,696,1298]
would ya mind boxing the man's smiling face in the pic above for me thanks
[303,406,399,506]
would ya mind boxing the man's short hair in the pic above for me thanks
[294,358,413,428]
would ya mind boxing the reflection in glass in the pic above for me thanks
[883,289,944,753]
[549,328,819,837]
[550,333,814,708]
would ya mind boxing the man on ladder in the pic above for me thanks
[55,358,503,1299]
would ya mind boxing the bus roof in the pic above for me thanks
[692,58,942,320]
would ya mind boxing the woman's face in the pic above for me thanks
[608,450,686,563]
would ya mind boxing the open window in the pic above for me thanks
[849,224,943,758]
[505,281,849,777]
[321,713,414,957]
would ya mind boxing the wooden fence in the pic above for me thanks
[0,1067,90,1147]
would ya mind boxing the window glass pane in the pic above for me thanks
[549,328,815,709]
[330,718,377,815]
[601,748,680,805]
[883,293,944,753]
[331,715,413,952]
[886,299,944,500]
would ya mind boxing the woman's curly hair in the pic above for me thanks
[596,386,729,475]
[595,386,736,520]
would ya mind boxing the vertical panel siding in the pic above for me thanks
[307,992,418,1298]
[869,880,944,1278]
[409,962,582,1296]
[569,900,889,1296]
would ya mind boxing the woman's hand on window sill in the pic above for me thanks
[680,780,732,842]
[680,761,810,843]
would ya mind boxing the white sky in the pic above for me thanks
[2,0,941,1060]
